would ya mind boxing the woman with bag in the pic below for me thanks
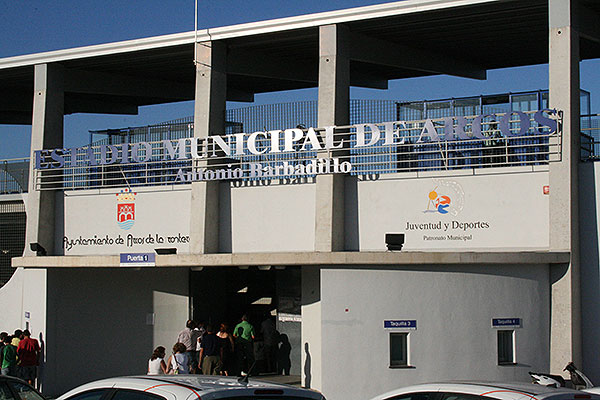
[166,343,189,374]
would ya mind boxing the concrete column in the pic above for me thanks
[25,63,64,256]
[548,0,582,373]
[315,24,350,252]
[190,41,227,254]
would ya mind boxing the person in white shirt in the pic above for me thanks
[147,346,168,375]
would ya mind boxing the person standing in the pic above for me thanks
[233,314,255,375]
[216,323,234,376]
[277,334,291,376]
[190,321,204,374]
[177,320,196,373]
[1,336,17,377]
[17,330,40,385]
[0,332,7,367]
[11,330,22,347]
[260,315,278,373]
[199,324,222,375]
[147,346,168,375]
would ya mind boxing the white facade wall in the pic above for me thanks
[58,187,192,256]
[350,169,550,251]
[0,268,47,342]
[222,183,316,253]
[317,266,550,400]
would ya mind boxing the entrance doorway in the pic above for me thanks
[190,266,301,376]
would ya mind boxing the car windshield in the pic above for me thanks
[10,383,45,400]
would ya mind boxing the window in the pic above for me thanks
[111,390,165,400]
[389,332,409,367]
[0,384,15,400]
[497,330,515,364]
[386,393,433,400]
[439,393,486,400]
[9,383,44,400]
[65,389,110,400]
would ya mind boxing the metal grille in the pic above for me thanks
[581,114,600,160]
[0,201,25,287]
[227,101,318,133]
[33,110,560,190]
[1,158,29,194]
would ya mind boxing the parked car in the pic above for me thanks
[0,375,47,400]
[370,382,600,400]
[57,375,325,400]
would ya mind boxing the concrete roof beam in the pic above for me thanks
[64,97,138,115]
[227,48,317,84]
[64,68,194,101]
[348,31,487,80]
[578,4,600,43]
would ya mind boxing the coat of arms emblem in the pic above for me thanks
[116,188,136,230]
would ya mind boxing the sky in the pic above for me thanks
[0,0,598,159]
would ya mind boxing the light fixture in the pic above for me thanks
[385,233,405,251]
[191,267,204,271]
[155,248,177,255]
[258,265,272,271]
[29,243,47,256]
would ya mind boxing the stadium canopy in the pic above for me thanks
[0,0,599,124]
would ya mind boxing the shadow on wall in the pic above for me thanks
[303,342,311,388]
[38,332,45,392]
[44,268,189,397]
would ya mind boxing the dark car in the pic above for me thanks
[0,375,46,400]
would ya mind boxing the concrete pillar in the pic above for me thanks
[25,63,64,256]
[190,41,227,254]
[315,24,350,252]
[548,0,582,373]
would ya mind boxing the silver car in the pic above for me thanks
[370,382,600,400]
[57,376,325,400]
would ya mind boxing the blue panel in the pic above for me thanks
[384,320,417,329]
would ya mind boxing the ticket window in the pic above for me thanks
[497,330,515,365]
[389,332,410,368]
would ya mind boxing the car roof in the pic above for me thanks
[370,382,599,400]
[58,375,323,400]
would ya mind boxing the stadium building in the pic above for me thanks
[1,1,600,399]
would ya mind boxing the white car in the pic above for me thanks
[57,376,325,400]
[370,382,600,400]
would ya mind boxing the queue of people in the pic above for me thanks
[0,329,41,385]
[147,314,291,377]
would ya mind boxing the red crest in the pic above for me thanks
[117,203,135,222]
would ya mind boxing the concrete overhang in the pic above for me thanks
[12,250,571,268]
[2,0,600,124]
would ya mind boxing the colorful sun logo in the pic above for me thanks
[428,189,451,214]
[424,180,465,216]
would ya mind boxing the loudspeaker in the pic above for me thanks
[155,247,177,255]
[385,233,405,251]
[29,242,47,256]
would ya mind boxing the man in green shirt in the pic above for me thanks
[233,315,255,342]
[1,336,17,376]
[233,315,255,375]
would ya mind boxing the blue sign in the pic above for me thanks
[384,320,417,329]
[119,253,155,267]
[492,318,521,328]
[24,311,30,319]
